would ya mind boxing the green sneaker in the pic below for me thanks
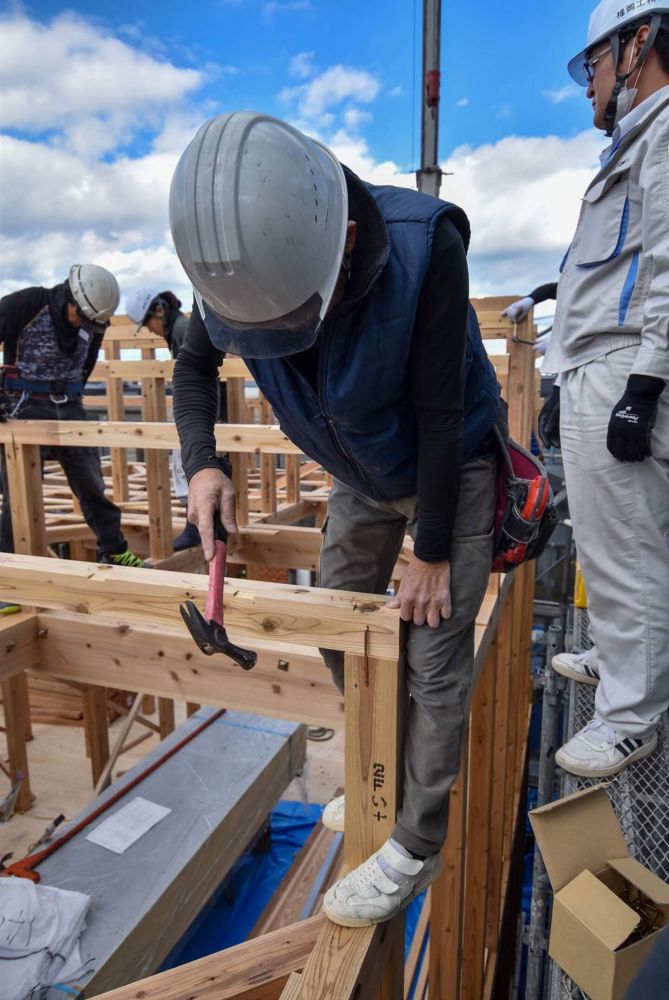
[101,549,145,568]
[0,601,21,615]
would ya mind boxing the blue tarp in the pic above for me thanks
[164,800,425,990]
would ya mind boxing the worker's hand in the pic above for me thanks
[387,556,451,629]
[538,385,560,449]
[188,467,238,561]
[607,392,658,462]
[501,297,535,324]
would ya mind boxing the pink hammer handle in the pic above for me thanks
[204,539,226,625]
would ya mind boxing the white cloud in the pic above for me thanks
[388,85,404,98]
[343,107,373,130]
[0,13,605,312]
[543,84,581,104]
[289,51,315,78]
[1,12,202,156]
[456,97,469,108]
[279,65,381,120]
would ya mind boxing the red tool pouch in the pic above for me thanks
[491,426,557,574]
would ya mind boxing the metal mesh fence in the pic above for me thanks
[548,609,669,999]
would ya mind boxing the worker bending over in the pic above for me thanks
[170,112,501,926]
[0,265,144,566]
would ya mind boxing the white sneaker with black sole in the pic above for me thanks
[552,650,599,686]
[555,719,658,777]
[323,837,442,927]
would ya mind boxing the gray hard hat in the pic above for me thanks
[169,112,348,358]
[68,264,120,334]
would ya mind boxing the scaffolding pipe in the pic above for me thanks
[525,622,563,999]
[416,0,443,197]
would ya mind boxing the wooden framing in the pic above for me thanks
[0,297,539,996]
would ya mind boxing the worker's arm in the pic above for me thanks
[172,303,236,557]
[631,118,669,384]
[81,332,104,384]
[0,287,46,361]
[607,120,667,462]
[388,216,469,628]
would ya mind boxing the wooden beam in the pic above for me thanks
[0,421,302,455]
[89,916,323,1000]
[0,556,401,657]
[0,673,33,812]
[105,339,129,502]
[141,376,174,561]
[33,612,344,730]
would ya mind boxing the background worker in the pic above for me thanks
[126,288,199,550]
[0,265,144,566]
[542,0,669,777]
[170,112,501,927]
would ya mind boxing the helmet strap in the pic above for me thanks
[603,13,662,136]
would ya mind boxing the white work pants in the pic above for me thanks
[561,345,669,736]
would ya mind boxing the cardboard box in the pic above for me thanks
[530,784,669,1000]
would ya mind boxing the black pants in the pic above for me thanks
[0,397,126,557]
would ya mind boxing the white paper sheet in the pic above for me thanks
[85,796,171,854]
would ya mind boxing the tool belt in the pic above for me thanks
[0,366,83,402]
[491,420,557,574]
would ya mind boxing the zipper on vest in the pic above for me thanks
[317,329,376,497]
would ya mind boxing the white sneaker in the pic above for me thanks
[552,650,599,686]
[555,719,658,778]
[323,838,442,927]
[322,793,345,832]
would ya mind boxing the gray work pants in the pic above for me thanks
[561,345,669,736]
[319,455,497,857]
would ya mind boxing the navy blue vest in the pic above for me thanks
[246,184,500,502]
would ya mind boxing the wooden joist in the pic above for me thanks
[91,917,324,1000]
[33,611,344,730]
[0,555,400,657]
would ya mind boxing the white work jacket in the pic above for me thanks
[546,88,669,382]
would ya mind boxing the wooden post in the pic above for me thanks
[461,640,497,1000]
[344,648,405,1000]
[485,597,513,952]
[83,684,110,787]
[259,398,277,515]
[286,455,301,505]
[428,757,468,999]
[141,377,174,561]
[105,340,129,502]
[158,697,176,739]
[1,436,45,807]
[4,440,48,557]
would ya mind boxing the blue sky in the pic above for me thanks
[13,0,597,163]
[0,1,604,308]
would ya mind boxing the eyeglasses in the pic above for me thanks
[584,46,612,84]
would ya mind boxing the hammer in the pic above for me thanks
[180,520,257,670]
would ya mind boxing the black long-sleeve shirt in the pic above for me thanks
[174,215,471,562]
[0,285,103,383]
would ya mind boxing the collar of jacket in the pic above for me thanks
[601,85,669,169]
[338,167,391,308]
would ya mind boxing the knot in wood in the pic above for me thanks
[37,628,48,639]
[357,602,380,614]
[5,639,16,653]
[262,617,278,633]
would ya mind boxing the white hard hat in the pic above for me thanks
[126,288,159,331]
[568,0,669,85]
[68,264,120,331]
[169,112,348,358]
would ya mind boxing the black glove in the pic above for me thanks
[538,385,560,449]
[607,376,663,462]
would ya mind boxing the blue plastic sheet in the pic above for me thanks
[164,800,425,983]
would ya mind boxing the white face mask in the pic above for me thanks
[614,37,645,127]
